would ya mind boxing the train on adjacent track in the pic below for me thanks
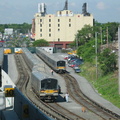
[36,47,66,73]
[22,48,59,101]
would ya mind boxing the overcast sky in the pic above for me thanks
[0,0,119,24]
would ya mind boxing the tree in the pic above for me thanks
[98,48,117,75]
[76,25,94,46]
[32,39,49,47]
[77,39,96,62]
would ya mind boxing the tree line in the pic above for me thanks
[71,22,119,76]
[0,23,31,34]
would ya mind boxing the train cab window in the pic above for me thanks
[57,61,65,66]
[41,79,58,89]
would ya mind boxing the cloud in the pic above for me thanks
[96,2,106,10]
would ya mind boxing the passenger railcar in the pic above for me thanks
[36,47,66,73]
[22,48,59,101]
[31,70,59,101]
[22,48,40,70]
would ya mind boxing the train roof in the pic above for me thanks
[36,47,65,62]
[32,70,56,81]
[32,64,45,72]
[22,48,40,65]
[0,48,4,66]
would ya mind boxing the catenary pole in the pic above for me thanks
[118,26,120,94]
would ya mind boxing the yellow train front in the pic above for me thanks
[56,60,66,73]
[31,71,59,102]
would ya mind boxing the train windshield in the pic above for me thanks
[57,61,65,66]
[41,79,58,90]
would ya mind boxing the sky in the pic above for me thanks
[0,0,120,24]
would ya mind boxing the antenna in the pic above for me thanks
[63,0,68,10]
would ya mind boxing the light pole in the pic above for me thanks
[95,32,98,80]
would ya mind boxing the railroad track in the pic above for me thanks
[14,54,84,120]
[62,73,119,120]
[14,53,120,120]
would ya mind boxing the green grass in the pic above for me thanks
[79,63,120,108]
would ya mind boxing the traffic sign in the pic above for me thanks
[5,88,14,97]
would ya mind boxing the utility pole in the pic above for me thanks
[76,35,78,49]
[118,26,120,94]
[100,27,102,45]
[106,27,109,48]
[95,32,98,80]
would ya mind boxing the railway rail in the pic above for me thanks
[14,53,120,120]
[62,73,119,120]
[14,54,84,120]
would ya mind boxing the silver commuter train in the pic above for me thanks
[22,48,59,101]
[36,47,66,73]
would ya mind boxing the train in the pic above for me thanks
[22,48,59,101]
[36,47,66,73]
[0,48,4,87]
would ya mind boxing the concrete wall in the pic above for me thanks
[14,88,53,120]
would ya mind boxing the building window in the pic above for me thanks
[40,29,42,32]
[49,29,51,32]
[40,24,42,27]
[40,19,42,22]
[40,34,42,37]
[66,11,68,14]
[49,34,51,37]
[69,24,71,27]
[49,24,51,27]
[49,19,51,22]
[58,29,60,32]
[58,38,60,41]
[58,19,60,22]
[58,24,60,27]
[69,19,71,22]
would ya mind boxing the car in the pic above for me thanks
[67,55,76,61]
[71,63,80,68]
[68,58,77,64]
[74,67,81,73]
[64,56,68,60]
[74,59,84,65]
